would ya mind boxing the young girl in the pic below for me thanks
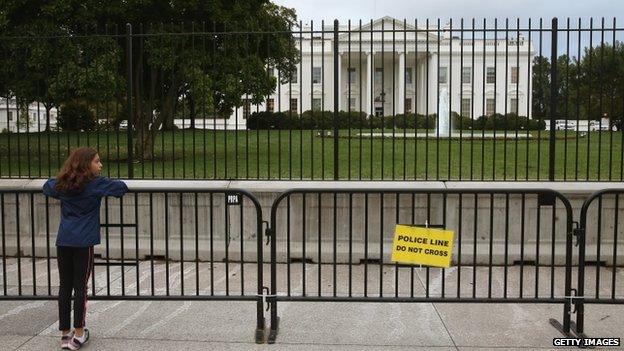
[43,147,128,350]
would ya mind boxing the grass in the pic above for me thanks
[0,129,622,180]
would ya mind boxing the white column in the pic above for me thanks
[398,52,405,114]
[419,60,426,114]
[366,52,373,116]
[428,52,438,113]
[416,60,421,114]
[337,53,342,111]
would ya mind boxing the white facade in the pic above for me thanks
[226,17,536,129]
[225,17,535,129]
[0,99,58,133]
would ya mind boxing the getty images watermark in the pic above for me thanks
[553,338,620,347]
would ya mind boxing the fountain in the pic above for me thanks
[436,88,451,137]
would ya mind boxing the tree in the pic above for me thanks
[57,102,97,131]
[531,56,550,119]
[117,1,299,159]
[576,42,624,123]
[0,1,123,131]
[1,0,299,160]
[532,41,624,126]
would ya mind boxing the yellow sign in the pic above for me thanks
[391,224,454,268]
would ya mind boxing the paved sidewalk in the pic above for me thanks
[2,297,623,350]
[0,259,623,350]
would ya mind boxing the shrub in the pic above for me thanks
[57,103,97,131]
[246,110,545,131]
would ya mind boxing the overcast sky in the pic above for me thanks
[273,0,622,26]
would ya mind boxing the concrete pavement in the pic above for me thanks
[0,259,622,350]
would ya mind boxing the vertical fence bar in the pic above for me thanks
[369,20,374,180]
[332,194,337,296]
[348,20,352,180]
[321,21,326,179]
[29,193,36,295]
[299,21,303,180]
[448,20,453,180]
[302,194,306,296]
[575,19,581,181]
[564,18,570,181]
[5,97,10,177]
[608,18,616,181]
[317,193,322,296]
[503,19,509,181]
[126,23,134,179]
[333,20,340,180]
[310,21,314,180]
[548,18,558,181]
[15,193,22,295]
[45,197,51,295]
[597,18,605,181]
[470,19,475,180]
[481,19,486,180]
[392,20,396,180]
[1,194,6,295]
[134,192,140,295]
[359,20,364,180]
[492,19,497,180]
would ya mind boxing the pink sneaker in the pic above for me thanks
[67,329,89,350]
[60,331,74,349]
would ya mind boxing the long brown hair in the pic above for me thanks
[55,147,99,193]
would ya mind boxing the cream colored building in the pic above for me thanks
[229,16,534,128]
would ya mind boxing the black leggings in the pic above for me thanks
[57,246,94,330]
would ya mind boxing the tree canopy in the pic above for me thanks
[532,41,624,127]
[0,0,300,158]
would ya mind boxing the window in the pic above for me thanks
[511,67,519,84]
[510,98,518,115]
[266,98,274,113]
[486,98,495,116]
[242,99,251,119]
[312,98,322,111]
[348,68,357,84]
[405,98,412,114]
[438,67,448,84]
[312,67,322,84]
[290,98,298,113]
[375,68,383,84]
[290,70,298,84]
[461,98,471,118]
[487,67,496,84]
[349,97,357,110]
[405,67,413,84]
[462,67,472,84]
[375,106,384,117]
[8,111,13,121]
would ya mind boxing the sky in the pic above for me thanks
[272,0,623,57]
[272,0,623,26]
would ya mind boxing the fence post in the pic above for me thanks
[126,23,134,179]
[548,17,558,181]
[333,19,340,180]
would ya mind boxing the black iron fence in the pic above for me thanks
[576,189,624,335]
[0,18,623,180]
[1,186,623,342]
[267,188,576,342]
[0,188,267,343]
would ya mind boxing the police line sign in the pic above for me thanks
[391,225,454,268]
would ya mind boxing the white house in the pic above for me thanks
[226,16,534,129]
[0,99,58,133]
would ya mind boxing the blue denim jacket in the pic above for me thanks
[43,177,128,247]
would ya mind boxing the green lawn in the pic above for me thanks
[0,129,622,180]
